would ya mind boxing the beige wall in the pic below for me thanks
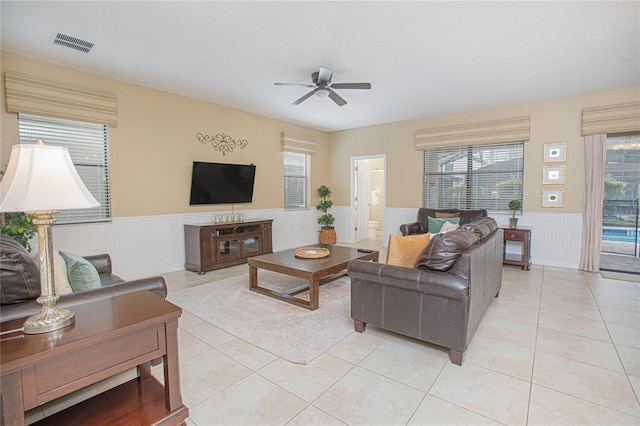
[329,85,640,213]
[2,51,638,220]
[0,51,330,217]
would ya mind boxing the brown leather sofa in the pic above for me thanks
[348,216,503,365]
[1,234,167,323]
[400,208,487,236]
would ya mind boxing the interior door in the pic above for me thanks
[355,160,370,241]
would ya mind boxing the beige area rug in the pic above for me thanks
[167,270,353,364]
[600,270,640,282]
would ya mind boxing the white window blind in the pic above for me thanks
[284,151,309,210]
[422,141,524,212]
[18,113,111,224]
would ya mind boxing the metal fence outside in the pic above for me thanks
[602,199,639,257]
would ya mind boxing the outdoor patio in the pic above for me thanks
[601,240,640,274]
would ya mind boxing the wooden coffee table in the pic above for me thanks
[248,245,379,310]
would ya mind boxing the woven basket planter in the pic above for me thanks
[319,227,337,244]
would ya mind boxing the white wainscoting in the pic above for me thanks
[48,207,583,279]
[50,208,319,280]
[335,206,583,270]
[489,211,582,269]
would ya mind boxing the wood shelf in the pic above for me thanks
[31,377,188,426]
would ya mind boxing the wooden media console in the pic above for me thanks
[184,219,273,274]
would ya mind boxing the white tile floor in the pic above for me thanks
[157,240,640,426]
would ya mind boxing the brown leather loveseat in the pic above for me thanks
[400,208,488,236]
[348,213,503,365]
[1,234,167,323]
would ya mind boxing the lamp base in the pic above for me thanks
[23,296,75,334]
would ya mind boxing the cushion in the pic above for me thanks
[440,221,460,234]
[417,209,455,233]
[427,216,460,233]
[0,234,40,304]
[415,228,480,272]
[435,212,460,219]
[462,217,498,240]
[53,252,74,295]
[30,251,74,296]
[385,233,431,267]
[459,209,487,225]
[59,251,102,292]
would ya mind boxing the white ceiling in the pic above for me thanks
[1,1,639,132]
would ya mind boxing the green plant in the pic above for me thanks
[0,169,38,251]
[1,213,37,251]
[508,199,522,218]
[496,177,523,200]
[604,173,627,200]
[316,185,335,228]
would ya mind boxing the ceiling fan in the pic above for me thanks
[274,67,371,106]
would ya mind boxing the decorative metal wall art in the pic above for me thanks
[196,133,249,156]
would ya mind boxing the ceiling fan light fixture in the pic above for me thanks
[315,88,330,98]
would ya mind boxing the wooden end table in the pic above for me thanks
[248,245,379,310]
[0,291,188,426]
[502,226,532,271]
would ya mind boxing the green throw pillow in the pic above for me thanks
[59,251,102,292]
[428,216,460,233]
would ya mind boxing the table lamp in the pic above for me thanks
[0,139,99,334]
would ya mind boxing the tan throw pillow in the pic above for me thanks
[53,251,73,295]
[386,233,431,267]
[440,221,460,234]
[30,250,73,295]
[435,212,460,218]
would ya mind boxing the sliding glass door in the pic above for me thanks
[601,133,640,272]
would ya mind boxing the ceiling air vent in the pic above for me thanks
[51,31,95,53]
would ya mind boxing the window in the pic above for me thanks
[422,141,524,212]
[18,113,111,224]
[283,151,309,210]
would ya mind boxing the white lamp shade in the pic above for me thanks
[0,143,100,212]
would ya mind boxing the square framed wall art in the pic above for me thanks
[543,165,566,184]
[543,143,566,162]
[542,189,564,208]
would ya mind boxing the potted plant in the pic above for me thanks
[508,199,522,228]
[0,170,37,251]
[316,185,336,244]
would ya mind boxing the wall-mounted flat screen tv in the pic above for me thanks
[189,161,256,205]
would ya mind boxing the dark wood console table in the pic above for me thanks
[185,218,273,274]
[0,291,188,426]
[501,226,532,271]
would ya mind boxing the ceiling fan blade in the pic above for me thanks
[318,67,333,84]
[327,89,347,106]
[330,82,372,90]
[292,89,318,105]
[274,82,315,87]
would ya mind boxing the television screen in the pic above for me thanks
[189,161,256,205]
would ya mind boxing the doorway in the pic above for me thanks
[351,155,386,243]
[600,133,640,274]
